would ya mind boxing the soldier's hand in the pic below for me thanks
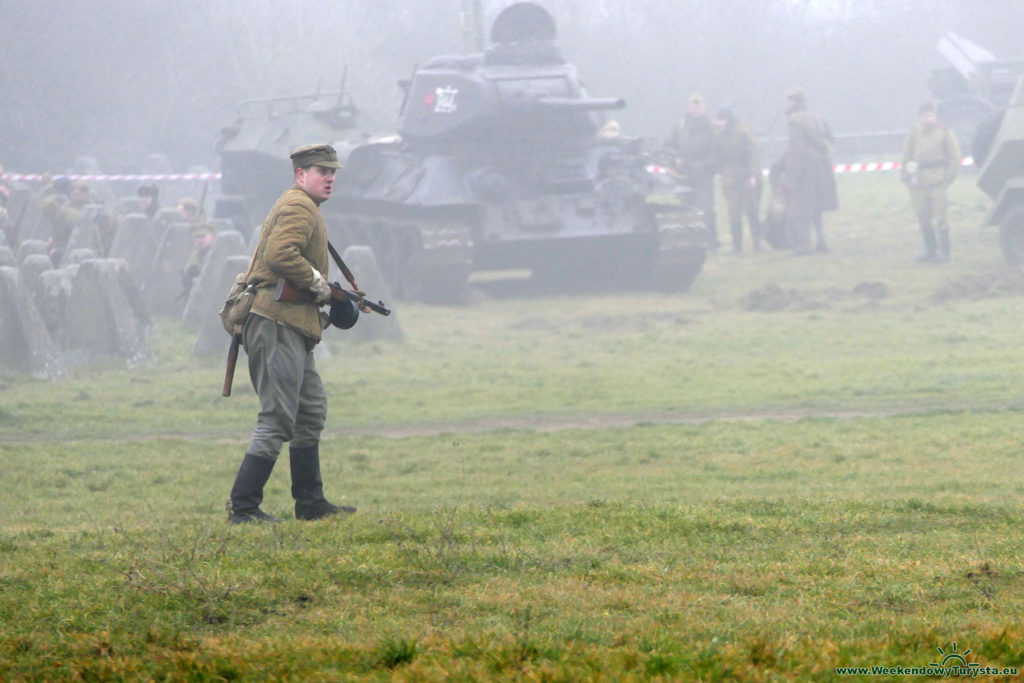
[309,267,332,305]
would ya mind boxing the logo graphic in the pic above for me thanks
[929,642,979,670]
[433,86,459,114]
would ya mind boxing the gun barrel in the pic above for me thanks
[535,96,626,112]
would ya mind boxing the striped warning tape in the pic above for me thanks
[0,172,222,182]
[4,159,975,183]
[647,157,975,176]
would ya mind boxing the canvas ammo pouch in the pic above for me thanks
[218,271,256,335]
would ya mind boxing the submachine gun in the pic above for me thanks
[221,242,390,397]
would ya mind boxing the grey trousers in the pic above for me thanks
[244,314,326,460]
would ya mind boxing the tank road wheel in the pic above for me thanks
[999,207,1024,266]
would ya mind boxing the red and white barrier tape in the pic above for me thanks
[0,172,222,182]
[4,159,976,183]
[647,157,975,176]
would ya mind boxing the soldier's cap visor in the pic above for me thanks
[290,144,343,169]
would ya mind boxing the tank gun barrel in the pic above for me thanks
[534,96,625,111]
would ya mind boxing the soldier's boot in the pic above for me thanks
[750,215,764,252]
[730,220,743,253]
[290,443,357,521]
[916,225,938,262]
[935,227,950,263]
[227,453,282,524]
[814,215,829,252]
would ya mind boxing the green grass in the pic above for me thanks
[2,171,1024,680]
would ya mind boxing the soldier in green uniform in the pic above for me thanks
[668,93,719,250]
[40,178,91,263]
[714,109,763,252]
[900,102,961,262]
[226,143,356,524]
[178,196,215,295]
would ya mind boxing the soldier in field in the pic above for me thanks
[900,102,961,263]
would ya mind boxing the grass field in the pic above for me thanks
[2,171,1024,680]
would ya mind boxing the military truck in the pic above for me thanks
[927,32,1024,153]
[329,2,705,301]
[976,74,1024,264]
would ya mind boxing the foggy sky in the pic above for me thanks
[1,0,1022,175]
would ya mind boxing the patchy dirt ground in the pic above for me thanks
[740,280,892,312]
[929,267,1024,302]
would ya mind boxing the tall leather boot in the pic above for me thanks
[916,225,937,262]
[290,443,356,520]
[730,220,743,253]
[935,228,950,262]
[227,453,282,524]
[749,213,763,252]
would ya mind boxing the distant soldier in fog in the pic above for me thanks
[714,109,763,252]
[901,102,961,263]
[779,87,837,254]
[137,182,160,221]
[40,178,91,263]
[178,196,214,295]
[668,93,718,251]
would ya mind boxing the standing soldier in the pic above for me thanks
[714,109,763,252]
[137,183,160,222]
[668,93,718,251]
[901,102,961,262]
[40,178,92,264]
[225,143,356,524]
[178,196,215,296]
[780,87,838,253]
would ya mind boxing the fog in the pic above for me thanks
[1,0,1022,174]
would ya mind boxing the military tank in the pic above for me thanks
[330,2,705,300]
[214,82,361,234]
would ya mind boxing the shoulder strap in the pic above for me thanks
[327,241,359,290]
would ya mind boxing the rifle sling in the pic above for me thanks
[327,241,359,290]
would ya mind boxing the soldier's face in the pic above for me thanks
[920,111,937,126]
[296,165,336,203]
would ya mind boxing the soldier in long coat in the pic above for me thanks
[714,109,763,252]
[779,88,838,253]
[901,102,961,262]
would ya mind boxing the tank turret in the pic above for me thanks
[332,2,705,301]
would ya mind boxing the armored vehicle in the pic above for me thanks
[331,2,705,300]
[214,85,361,234]
[976,74,1024,264]
[927,32,1024,153]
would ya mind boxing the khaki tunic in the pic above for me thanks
[247,186,330,341]
[901,122,960,187]
[901,122,960,228]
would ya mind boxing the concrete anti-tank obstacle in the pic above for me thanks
[108,213,157,286]
[182,229,247,329]
[145,221,193,317]
[0,266,66,379]
[339,245,404,343]
[19,253,53,299]
[33,269,72,338]
[191,253,250,358]
[62,259,152,366]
